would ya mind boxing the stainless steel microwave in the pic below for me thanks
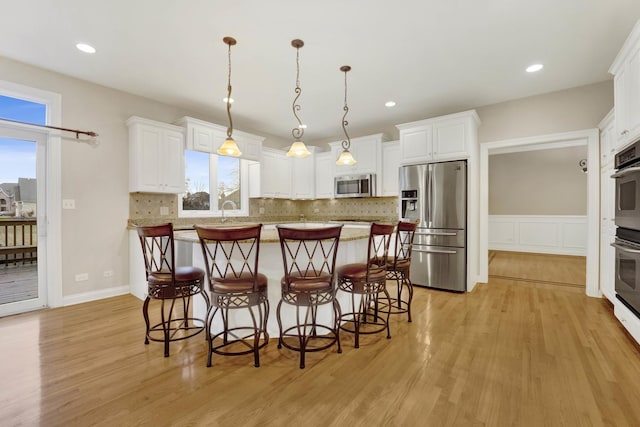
[334,174,375,198]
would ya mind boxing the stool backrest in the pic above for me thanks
[195,224,262,292]
[136,223,176,283]
[392,221,418,266]
[277,225,343,284]
[367,223,395,279]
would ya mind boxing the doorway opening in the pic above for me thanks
[479,129,600,297]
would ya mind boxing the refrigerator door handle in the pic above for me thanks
[414,248,458,255]
[417,231,457,236]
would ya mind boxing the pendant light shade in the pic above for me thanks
[336,65,356,165]
[286,39,311,158]
[217,36,242,157]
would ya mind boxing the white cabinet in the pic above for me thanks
[396,110,480,165]
[291,146,316,199]
[610,21,640,147]
[330,134,384,176]
[381,141,400,196]
[127,116,185,194]
[315,151,333,199]
[259,148,291,198]
[599,110,616,302]
[176,116,263,161]
[329,134,385,195]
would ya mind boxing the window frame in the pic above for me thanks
[179,151,249,219]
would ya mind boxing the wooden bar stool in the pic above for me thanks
[337,222,395,348]
[136,223,209,357]
[380,221,418,322]
[276,225,343,369]
[195,224,269,368]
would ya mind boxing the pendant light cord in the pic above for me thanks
[291,42,304,140]
[341,67,351,151]
[225,41,234,139]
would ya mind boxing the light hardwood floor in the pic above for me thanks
[1,254,639,426]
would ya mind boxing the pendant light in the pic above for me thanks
[336,65,356,165]
[286,39,311,158]
[217,36,242,157]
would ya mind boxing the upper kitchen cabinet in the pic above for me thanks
[329,134,385,177]
[315,151,333,199]
[127,116,185,194]
[291,146,317,199]
[257,148,292,198]
[381,141,400,196]
[610,21,640,148]
[175,116,263,161]
[396,110,480,165]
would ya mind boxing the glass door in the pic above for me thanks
[0,96,47,315]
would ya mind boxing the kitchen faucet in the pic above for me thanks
[221,200,237,223]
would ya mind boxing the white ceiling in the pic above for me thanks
[2,1,640,144]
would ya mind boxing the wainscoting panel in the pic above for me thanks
[489,215,587,256]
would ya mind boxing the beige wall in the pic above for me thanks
[476,80,613,143]
[489,146,588,215]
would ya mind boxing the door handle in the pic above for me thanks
[611,242,640,254]
[414,248,457,255]
[416,231,457,236]
[611,167,640,178]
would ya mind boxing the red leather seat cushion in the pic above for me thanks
[281,273,332,292]
[211,272,268,293]
[337,263,386,282]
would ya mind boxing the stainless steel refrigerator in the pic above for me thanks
[399,161,466,292]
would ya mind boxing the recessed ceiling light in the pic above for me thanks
[76,43,96,54]
[223,97,234,104]
[526,63,544,73]
[385,101,396,107]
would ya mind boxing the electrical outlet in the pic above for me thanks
[75,273,89,282]
[160,206,169,216]
[259,207,265,214]
[103,270,114,278]
[62,199,76,209]
[314,208,319,213]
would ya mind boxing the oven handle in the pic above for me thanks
[611,241,640,254]
[611,167,640,178]
[414,248,458,255]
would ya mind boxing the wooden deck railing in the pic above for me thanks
[0,218,37,266]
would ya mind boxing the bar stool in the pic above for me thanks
[337,222,395,348]
[276,225,343,369]
[136,223,209,357]
[380,221,418,322]
[195,224,269,368]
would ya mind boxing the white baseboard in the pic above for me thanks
[63,285,130,306]
[489,215,587,256]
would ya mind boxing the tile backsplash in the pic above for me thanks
[129,193,398,227]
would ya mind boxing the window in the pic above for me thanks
[180,150,249,218]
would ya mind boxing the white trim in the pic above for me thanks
[63,285,130,306]
[479,129,600,297]
[489,215,587,256]
[0,79,63,309]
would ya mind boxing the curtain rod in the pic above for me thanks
[0,117,98,139]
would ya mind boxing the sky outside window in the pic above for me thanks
[0,95,46,183]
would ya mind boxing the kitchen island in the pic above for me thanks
[131,223,372,336]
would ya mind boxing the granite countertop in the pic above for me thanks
[174,223,372,243]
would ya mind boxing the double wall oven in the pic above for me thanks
[612,138,640,318]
